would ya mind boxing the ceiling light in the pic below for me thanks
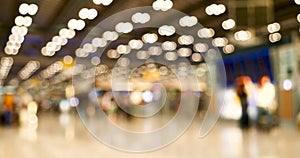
[4,47,15,55]
[41,47,48,56]
[52,36,63,45]
[178,35,194,45]
[129,39,143,49]
[267,22,281,33]
[193,43,208,52]
[6,42,21,49]
[75,48,89,58]
[18,61,40,80]
[107,49,120,59]
[15,16,24,26]
[205,4,226,16]
[117,45,131,54]
[28,4,39,15]
[162,41,177,51]
[59,28,69,38]
[79,8,98,20]
[46,42,57,51]
[66,29,76,39]
[23,16,33,27]
[11,26,28,36]
[93,0,114,6]
[4,49,16,56]
[179,16,198,27]
[177,48,192,57]
[9,34,24,43]
[88,9,98,20]
[67,19,78,30]
[61,37,68,46]
[19,26,28,36]
[19,3,38,15]
[115,22,133,33]
[152,0,173,11]
[103,31,119,41]
[142,33,158,43]
[198,28,215,38]
[92,38,107,48]
[223,44,235,54]
[83,43,94,53]
[79,8,89,20]
[136,51,150,60]
[68,19,85,31]
[222,19,236,30]
[191,53,202,62]
[234,30,252,41]
[41,50,53,57]
[269,33,281,43]
[132,12,150,24]
[91,56,101,65]
[19,3,29,15]
[76,19,85,31]
[26,61,40,71]
[1,57,14,66]
[63,55,73,65]
[158,25,176,36]
[118,57,130,67]
[148,46,162,56]
[165,51,178,61]
[212,37,228,47]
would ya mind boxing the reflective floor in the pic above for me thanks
[1,112,300,158]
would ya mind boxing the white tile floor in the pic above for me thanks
[1,112,300,158]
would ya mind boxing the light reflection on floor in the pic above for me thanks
[0,112,300,158]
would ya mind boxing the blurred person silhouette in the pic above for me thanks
[256,76,275,130]
[236,77,250,129]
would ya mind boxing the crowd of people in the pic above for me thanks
[235,76,276,130]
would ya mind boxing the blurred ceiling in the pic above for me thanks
[0,0,299,84]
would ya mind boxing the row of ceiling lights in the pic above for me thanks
[205,2,234,49]
[6,0,300,56]
[4,3,38,56]
[40,61,64,79]
[18,61,40,80]
[36,0,300,83]
[78,0,300,67]
[72,3,234,65]
[207,2,300,45]
[0,57,14,82]
[75,0,214,63]
[39,55,77,80]
[267,22,282,43]
[41,0,115,57]
[85,0,298,66]
[26,0,300,85]
[72,2,232,62]
[1,3,38,83]
[2,0,300,84]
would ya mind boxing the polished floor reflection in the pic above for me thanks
[1,112,300,158]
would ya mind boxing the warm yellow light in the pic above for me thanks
[66,85,75,98]
[130,91,143,105]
